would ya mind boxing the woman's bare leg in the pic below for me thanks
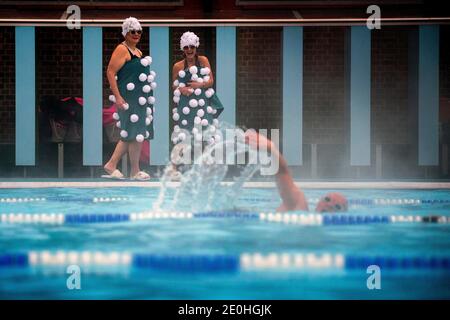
[104,140,128,173]
[128,141,143,177]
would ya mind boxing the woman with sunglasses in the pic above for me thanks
[103,17,155,181]
[166,31,223,180]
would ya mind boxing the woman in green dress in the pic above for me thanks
[166,31,223,180]
[103,17,155,180]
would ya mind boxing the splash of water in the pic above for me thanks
[153,123,261,212]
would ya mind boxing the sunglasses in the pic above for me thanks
[183,45,196,50]
[130,30,142,35]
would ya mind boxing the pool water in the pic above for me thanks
[0,187,449,299]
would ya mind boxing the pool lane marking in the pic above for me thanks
[0,213,65,224]
[0,212,448,225]
[0,251,449,271]
[0,197,46,203]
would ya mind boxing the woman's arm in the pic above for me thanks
[173,61,193,96]
[172,62,182,91]
[107,45,128,108]
[199,56,214,88]
[188,55,214,89]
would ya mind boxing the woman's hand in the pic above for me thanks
[115,96,128,110]
[179,86,194,96]
[187,81,204,89]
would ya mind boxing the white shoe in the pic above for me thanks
[166,167,182,181]
[130,171,151,181]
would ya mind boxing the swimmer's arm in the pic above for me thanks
[107,46,128,100]
[275,151,309,212]
[245,131,308,212]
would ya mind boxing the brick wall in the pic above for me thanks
[440,25,450,176]
[1,25,449,178]
[35,27,82,109]
[440,25,450,121]
[0,27,15,144]
[303,27,348,145]
[36,27,151,113]
[236,27,282,132]
[371,26,410,145]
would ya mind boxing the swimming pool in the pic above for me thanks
[1,184,449,299]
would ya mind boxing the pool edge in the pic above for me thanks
[1,181,450,189]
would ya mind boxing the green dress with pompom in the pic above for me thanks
[172,58,223,133]
[116,46,155,142]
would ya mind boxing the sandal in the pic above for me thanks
[167,170,182,181]
[165,165,183,181]
[101,169,125,180]
[130,171,151,181]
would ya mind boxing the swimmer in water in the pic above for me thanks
[244,130,348,213]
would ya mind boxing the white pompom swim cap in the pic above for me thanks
[122,17,142,37]
[180,31,200,50]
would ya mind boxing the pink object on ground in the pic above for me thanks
[61,97,83,105]
[65,99,152,164]
[139,140,150,164]
[103,103,118,126]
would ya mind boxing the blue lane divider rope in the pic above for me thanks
[133,254,239,272]
[322,215,390,225]
[345,256,450,270]
[0,211,448,225]
[65,213,130,223]
[0,253,28,267]
[0,252,449,272]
